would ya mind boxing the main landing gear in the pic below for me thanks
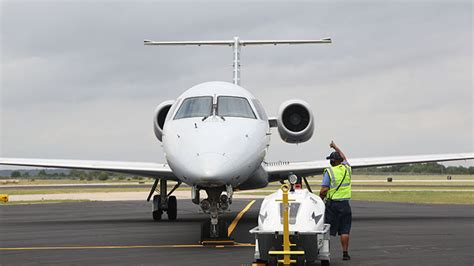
[148,180,234,243]
[147,179,181,221]
[193,184,234,242]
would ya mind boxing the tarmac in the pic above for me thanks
[0,199,473,265]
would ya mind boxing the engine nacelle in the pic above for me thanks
[153,100,175,142]
[277,100,314,143]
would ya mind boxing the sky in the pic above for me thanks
[0,0,472,168]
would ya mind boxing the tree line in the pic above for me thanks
[7,169,145,181]
[354,162,474,175]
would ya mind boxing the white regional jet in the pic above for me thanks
[1,37,473,239]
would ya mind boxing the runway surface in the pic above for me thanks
[1,200,473,265]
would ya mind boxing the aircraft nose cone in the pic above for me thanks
[183,153,232,186]
[200,154,227,177]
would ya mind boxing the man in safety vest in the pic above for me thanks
[319,141,352,261]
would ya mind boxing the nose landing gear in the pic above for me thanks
[197,186,234,243]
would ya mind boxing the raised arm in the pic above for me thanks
[330,140,348,163]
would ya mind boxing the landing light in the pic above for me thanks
[288,174,298,185]
[200,199,211,212]
[220,201,229,211]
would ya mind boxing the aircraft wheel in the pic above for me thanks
[167,196,177,220]
[153,210,162,221]
[218,220,228,237]
[200,220,228,240]
[201,220,211,240]
[152,195,162,221]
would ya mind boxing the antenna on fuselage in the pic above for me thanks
[144,36,332,86]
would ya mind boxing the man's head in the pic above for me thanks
[326,151,343,166]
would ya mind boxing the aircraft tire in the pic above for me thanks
[167,196,177,220]
[200,220,228,240]
[152,195,162,221]
[200,220,211,240]
[218,220,228,238]
[153,210,162,221]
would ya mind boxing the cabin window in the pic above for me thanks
[174,96,213,119]
[217,96,256,119]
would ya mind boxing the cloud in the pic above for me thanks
[1,1,472,167]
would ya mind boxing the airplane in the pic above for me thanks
[1,36,473,240]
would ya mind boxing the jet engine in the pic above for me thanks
[153,100,175,142]
[277,100,314,143]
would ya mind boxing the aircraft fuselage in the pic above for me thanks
[163,81,270,189]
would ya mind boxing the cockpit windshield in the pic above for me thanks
[217,96,256,119]
[174,96,213,119]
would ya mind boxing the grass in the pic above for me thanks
[0,187,150,195]
[0,179,154,185]
[266,182,474,190]
[300,175,474,182]
[352,191,474,205]
[239,191,474,205]
[266,174,474,188]
[347,174,474,180]
[1,199,91,205]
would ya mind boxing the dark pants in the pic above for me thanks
[325,200,352,236]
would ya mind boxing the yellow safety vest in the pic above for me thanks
[324,164,352,200]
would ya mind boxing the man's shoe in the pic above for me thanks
[343,252,351,260]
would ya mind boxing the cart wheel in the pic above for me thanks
[321,260,330,266]
[267,255,277,266]
[296,257,305,266]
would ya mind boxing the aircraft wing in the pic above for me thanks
[264,153,474,182]
[0,158,177,180]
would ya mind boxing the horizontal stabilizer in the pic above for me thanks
[144,38,332,46]
[144,40,234,46]
[241,38,332,45]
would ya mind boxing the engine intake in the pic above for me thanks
[277,100,314,143]
[153,100,175,142]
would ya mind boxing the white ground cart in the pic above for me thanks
[250,184,331,266]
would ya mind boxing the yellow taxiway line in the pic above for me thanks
[228,199,256,237]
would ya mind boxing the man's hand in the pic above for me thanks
[330,140,348,163]
[319,186,329,200]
